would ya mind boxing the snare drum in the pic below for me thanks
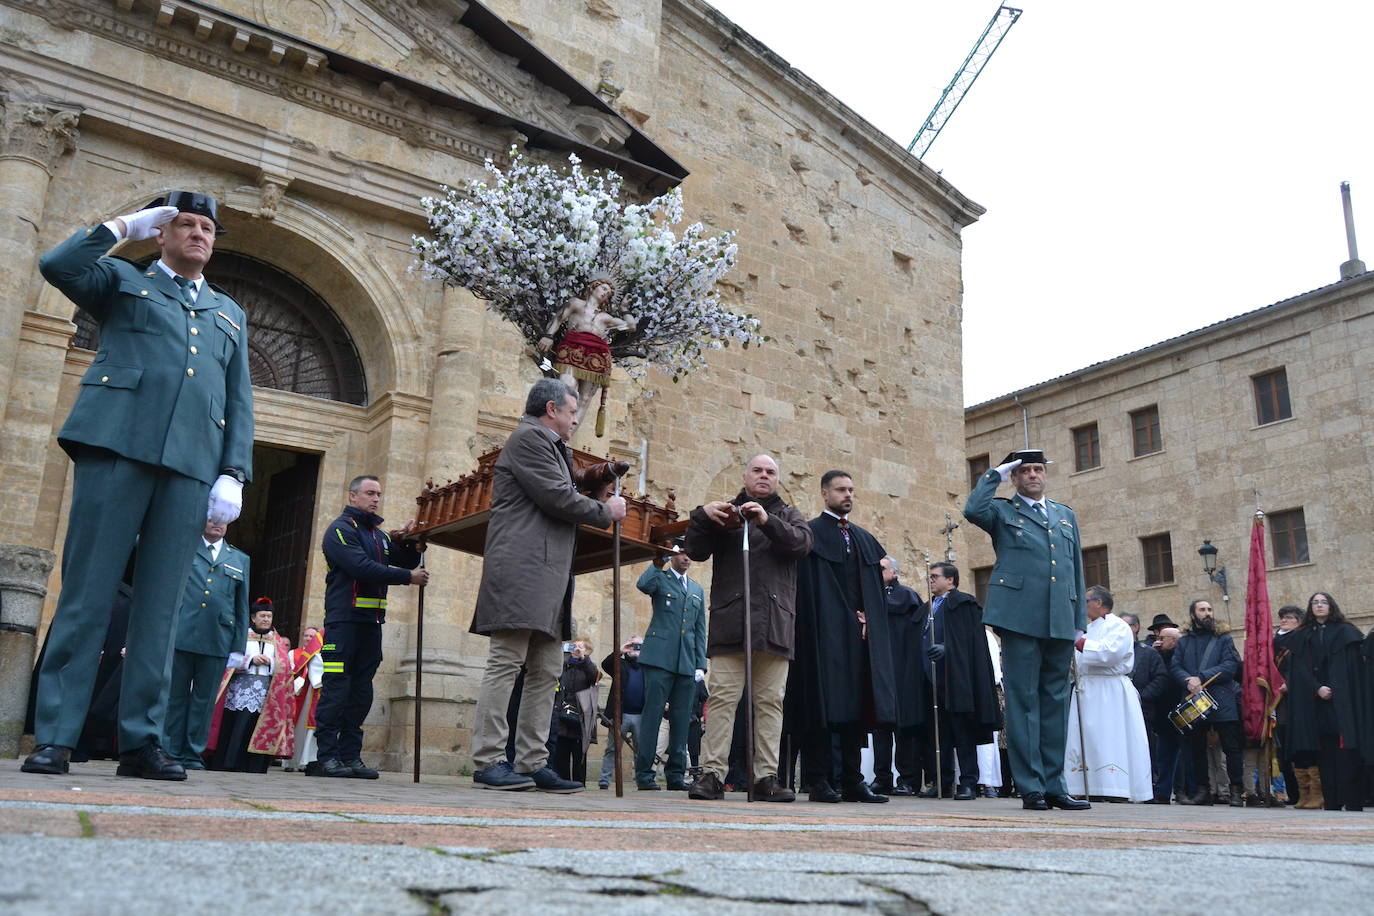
[1169,689,1217,734]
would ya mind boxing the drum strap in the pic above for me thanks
[1197,635,1223,676]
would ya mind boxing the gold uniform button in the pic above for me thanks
[101,376,109,382]
[140,290,148,296]
[1051,544,1056,550]
[201,603,207,608]
[1051,576,1057,582]
[187,368,195,377]
[998,578,1005,584]
[190,311,197,318]
[190,346,198,355]
[190,327,199,336]
[1052,560,1057,566]
[204,590,211,595]
[219,419,226,427]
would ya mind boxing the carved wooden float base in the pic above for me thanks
[411,447,688,576]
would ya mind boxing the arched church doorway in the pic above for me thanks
[70,252,368,643]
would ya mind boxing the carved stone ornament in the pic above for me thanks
[0,94,80,173]
[255,171,291,219]
[0,544,56,630]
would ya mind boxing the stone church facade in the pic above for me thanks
[0,0,982,772]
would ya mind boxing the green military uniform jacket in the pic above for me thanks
[963,470,1086,640]
[38,224,254,485]
[636,565,707,677]
[173,540,250,659]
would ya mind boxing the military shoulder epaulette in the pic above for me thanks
[992,497,1012,504]
[109,255,146,268]
[1050,499,1074,510]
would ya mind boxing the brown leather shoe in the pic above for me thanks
[688,771,724,800]
[754,775,796,802]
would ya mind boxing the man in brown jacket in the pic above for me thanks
[685,454,813,802]
[468,379,626,793]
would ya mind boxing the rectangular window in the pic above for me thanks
[1141,533,1174,586]
[1082,545,1110,589]
[1130,405,1162,456]
[1269,508,1310,567]
[1072,423,1100,471]
[973,566,993,607]
[967,454,990,491]
[1253,368,1292,425]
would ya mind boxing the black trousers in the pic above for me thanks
[801,727,866,789]
[315,620,383,762]
[1188,718,1243,790]
[1309,734,1364,812]
[925,709,980,790]
[871,729,921,787]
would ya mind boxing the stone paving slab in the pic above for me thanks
[3,764,1374,913]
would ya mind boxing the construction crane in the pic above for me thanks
[908,4,1022,159]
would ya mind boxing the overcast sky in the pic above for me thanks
[705,0,1374,406]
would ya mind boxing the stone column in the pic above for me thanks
[0,94,81,413]
[0,545,56,758]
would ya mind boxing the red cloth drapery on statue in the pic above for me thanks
[552,330,613,387]
[1242,513,1284,741]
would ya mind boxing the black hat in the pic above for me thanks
[1001,448,1051,466]
[670,536,686,553]
[148,190,227,236]
[1148,613,1177,632]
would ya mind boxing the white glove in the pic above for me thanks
[207,475,243,525]
[994,458,1023,482]
[113,206,179,242]
[695,669,706,682]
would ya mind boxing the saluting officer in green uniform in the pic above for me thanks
[161,519,250,768]
[24,192,253,780]
[633,540,707,790]
[963,449,1091,811]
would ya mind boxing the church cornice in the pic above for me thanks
[1,0,686,190]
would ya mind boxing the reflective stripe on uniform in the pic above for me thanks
[354,597,387,608]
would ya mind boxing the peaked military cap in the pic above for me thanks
[1001,448,1051,466]
[148,190,227,236]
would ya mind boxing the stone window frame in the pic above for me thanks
[1071,422,1101,472]
[1269,508,1310,568]
[1252,367,1293,426]
[1082,544,1110,590]
[1140,532,1174,587]
[967,454,990,491]
[1129,405,1163,457]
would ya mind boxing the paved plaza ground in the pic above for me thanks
[2,762,1372,914]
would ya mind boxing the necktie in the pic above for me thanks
[1033,502,1048,523]
[838,517,851,552]
[173,274,198,308]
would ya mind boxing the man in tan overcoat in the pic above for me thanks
[468,378,626,793]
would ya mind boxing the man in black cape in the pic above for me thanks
[869,556,928,796]
[785,470,895,803]
[919,562,1000,799]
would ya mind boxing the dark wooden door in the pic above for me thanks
[255,455,320,643]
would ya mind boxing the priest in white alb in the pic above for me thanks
[1063,586,1153,802]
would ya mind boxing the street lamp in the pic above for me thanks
[1198,539,1230,602]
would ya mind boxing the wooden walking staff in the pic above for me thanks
[413,549,426,783]
[742,515,755,803]
[1072,656,1089,798]
[612,475,625,798]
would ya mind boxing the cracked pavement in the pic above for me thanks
[1,763,1372,913]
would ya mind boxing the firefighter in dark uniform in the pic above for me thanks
[311,474,427,778]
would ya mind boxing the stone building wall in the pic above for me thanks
[1,0,981,772]
[963,275,1374,638]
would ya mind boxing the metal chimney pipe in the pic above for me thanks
[1340,181,1366,280]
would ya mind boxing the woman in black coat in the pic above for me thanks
[1277,592,1364,811]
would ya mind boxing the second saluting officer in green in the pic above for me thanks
[633,540,707,790]
[24,192,253,780]
[963,449,1091,812]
